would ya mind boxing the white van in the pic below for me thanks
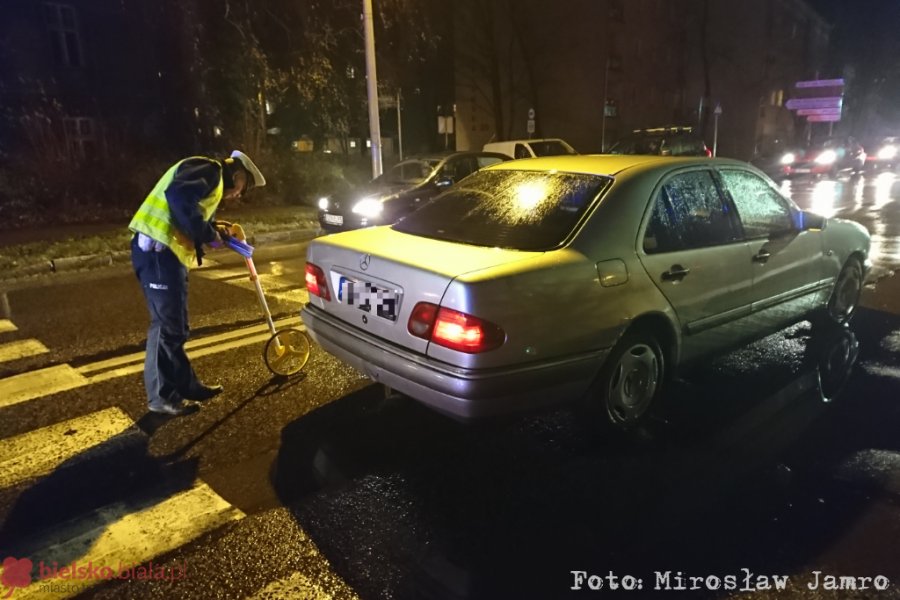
[482,138,577,159]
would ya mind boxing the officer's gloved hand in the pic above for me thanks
[207,232,224,250]
[228,222,246,241]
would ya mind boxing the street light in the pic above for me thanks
[363,0,383,178]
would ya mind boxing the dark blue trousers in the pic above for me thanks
[131,235,200,408]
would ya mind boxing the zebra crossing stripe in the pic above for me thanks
[0,339,49,364]
[2,481,244,600]
[0,364,88,410]
[0,407,134,490]
[0,319,17,333]
[0,318,303,406]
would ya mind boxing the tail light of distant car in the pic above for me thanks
[704,147,712,158]
[408,302,505,353]
[305,263,331,300]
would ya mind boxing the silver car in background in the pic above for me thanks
[301,155,870,430]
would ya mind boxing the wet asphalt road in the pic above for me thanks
[1,172,900,599]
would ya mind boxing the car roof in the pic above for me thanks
[405,150,509,161]
[482,154,745,176]
[627,126,697,135]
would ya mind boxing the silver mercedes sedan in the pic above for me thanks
[301,155,870,429]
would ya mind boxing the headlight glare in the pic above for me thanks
[814,149,837,165]
[352,197,384,219]
[780,152,796,165]
[877,145,897,160]
[318,197,330,210]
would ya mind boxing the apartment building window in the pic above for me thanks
[43,3,83,67]
[64,117,96,158]
[769,89,784,107]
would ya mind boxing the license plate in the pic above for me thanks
[324,213,343,226]
[339,277,399,320]
[793,168,811,174]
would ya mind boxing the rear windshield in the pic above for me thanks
[392,170,609,250]
[610,135,663,154]
[374,159,440,185]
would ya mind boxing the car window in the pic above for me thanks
[456,156,478,179]
[643,170,736,253]
[668,134,706,156]
[392,170,610,251]
[610,135,662,155]
[376,159,438,184]
[529,140,575,156]
[476,155,506,168]
[514,144,531,159]
[440,157,465,182]
[718,169,793,238]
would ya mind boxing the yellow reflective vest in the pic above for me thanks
[129,157,224,268]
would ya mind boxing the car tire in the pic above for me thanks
[821,257,864,325]
[589,329,665,431]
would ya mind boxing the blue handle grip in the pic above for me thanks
[225,237,254,258]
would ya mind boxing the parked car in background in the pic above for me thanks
[865,136,899,171]
[302,155,870,431]
[317,151,510,233]
[609,126,711,156]
[781,136,866,178]
[750,143,805,182]
[482,138,577,159]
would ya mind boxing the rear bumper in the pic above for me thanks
[301,303,607,420]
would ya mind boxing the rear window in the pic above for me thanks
[392,170,609,250]
[530,140,576,156]
[610,135,663,155]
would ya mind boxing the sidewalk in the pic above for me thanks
[0,205,320,281]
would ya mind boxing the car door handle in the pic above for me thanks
[661,265,691,282]
[752,249,771,264]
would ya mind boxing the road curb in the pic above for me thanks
[1,228,320,281]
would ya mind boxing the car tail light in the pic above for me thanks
[408,302,505,353]
[705,147,712,158]
[305,263,330,300]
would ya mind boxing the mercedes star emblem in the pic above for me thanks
[360,253,371,271]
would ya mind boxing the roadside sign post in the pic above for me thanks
[527,107,535,138]
[713,104,722,157]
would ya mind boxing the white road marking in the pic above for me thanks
[77,317,302,376]
[0,364,88,410]
[0,339,49,363]
[0,318,303,407]
[0,319,18,333]
[2,481,244,600]
[0,407,134,489]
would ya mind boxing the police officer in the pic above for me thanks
[129,150,266,415]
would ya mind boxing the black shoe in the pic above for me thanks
[183,383,223,401]
[148,401,196,416]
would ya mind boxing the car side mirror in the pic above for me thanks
[797,210,827,231]
[435,176,454,188]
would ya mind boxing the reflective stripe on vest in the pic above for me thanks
[129,157,224,268]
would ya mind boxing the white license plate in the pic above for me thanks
[793,168,811,174]
[324,214,343,225]
[339,277,399,320]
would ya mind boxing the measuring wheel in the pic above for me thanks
[264,327,311,376]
